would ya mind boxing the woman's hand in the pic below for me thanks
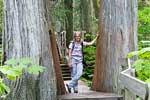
[68,60,72,67]
[68,49,72,67]
[96,32,100,37]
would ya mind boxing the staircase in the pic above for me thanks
[60,64,71,80]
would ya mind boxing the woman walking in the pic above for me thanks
[66,31,99,93]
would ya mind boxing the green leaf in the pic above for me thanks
[0,66,22,80]
[127,47,150,58]
[138,47,150,58]
[19,58,33,65]
[0,57,45,98]
[142,60,150,75]
[0,78,10,98]
[12,64,26,72]
[132,59,144,71]
[127,51,139,58]
[4,59,18,65]
[145,78,150,83]
[27,65,45,75]
[6,75,16,80]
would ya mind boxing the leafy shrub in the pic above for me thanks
[127,47,150,82]
[81,33,96,86]
[138,6,150,42]
[0,58,45,98]
[138,41,150,50]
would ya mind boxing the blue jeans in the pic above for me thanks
[68,59,83,91]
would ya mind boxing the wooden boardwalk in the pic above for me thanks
[58,80,123,100]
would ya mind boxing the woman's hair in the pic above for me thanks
[73,31,81,37]
[73,31,83,42]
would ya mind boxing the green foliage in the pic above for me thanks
[27,64,44,75]
[51,0,71,31]
[0,78,10,99]
[138,1,150,51]
[73,0,98,32]
[0,58,45,98]
[73,0,81,30]
[52,3,70,22]
[138,0,150,9]
[138,4,150,42]
[91,16,98,33]
[0,0,2,33]
[81,34,96,87]
[127,47,150,58]
[127,47,150,82]
[138,41,150,50]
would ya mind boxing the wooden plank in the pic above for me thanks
[124,89,136,100]
[59,80,123,100]
[121,68,135,77]
[121,69,131,75]
[58,92,123,100]
[120,70,147,99]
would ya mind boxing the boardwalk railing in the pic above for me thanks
[120,58,150,100]
[0,33,3,65]
[55,31,66,60]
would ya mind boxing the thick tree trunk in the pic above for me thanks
[92,0,137,93]
[64,0,73,47]
[3,0,57,100]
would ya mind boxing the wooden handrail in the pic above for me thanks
[120,58,150,100]
[55,31,66,59]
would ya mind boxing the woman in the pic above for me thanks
[66,31,99,93]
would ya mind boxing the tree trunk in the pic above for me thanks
[49,30,66,95]
[92,0,137,93]
[3,0,57,100]
[64,0,73,47]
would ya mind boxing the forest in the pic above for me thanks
[0,0,149,100]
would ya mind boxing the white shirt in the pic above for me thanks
[69,41,87,61]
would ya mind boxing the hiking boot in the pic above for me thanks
[74,90,78,93]
[66,84,71,93]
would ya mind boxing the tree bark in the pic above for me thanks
[92,0,137,93]
[3,0,57,100]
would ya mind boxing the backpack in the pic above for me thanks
[71,41,88,68]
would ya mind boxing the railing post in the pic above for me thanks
[55,31,67,63]
[124,89,136,100]
[148,83,150,100]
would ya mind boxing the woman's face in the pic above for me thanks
[75,32,81,42]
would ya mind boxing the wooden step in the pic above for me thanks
[60,64,69,67]
[62,70,71,73]
[62,73,71,80]
[62,73,71,77]
[58,92,123,100]
[61,63,71,80]
[61,67,71,70]
[62,76,71,80]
